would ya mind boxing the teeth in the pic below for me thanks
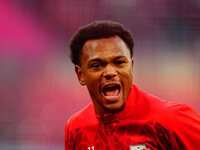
[104,84,119,89]
[103,85,118,91]
[102,84,120,97]
[105,85,115,88]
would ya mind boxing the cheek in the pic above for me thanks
[120,69,133,95]
[85,72,101,91]
[121,68,133,81]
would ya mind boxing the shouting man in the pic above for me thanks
[65,20,200,150]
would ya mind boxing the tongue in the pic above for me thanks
[104,88,119,96]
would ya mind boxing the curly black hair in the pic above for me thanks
[69,20,134,66]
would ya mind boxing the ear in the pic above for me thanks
[131,58,134,71]
[75,65,86,86]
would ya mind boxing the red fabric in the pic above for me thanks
[65,85,200,150]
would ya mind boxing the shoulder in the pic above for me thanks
[169,104,200,149]
[134,85,188,111]
[137,85,200,134]
[132,84,200,123]
[172,103,200,128]
[133,85,200,148]
[65,103,97,130]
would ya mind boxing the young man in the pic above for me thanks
[65,20,200,150]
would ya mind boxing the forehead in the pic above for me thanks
[81,36,131,60]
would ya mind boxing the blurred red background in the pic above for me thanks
[0,0,199,149]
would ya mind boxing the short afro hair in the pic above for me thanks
[69,20,134,66]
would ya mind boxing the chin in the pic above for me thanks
[103,102,125,113]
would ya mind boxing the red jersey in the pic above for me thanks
[65,84,200,150]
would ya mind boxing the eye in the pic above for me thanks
[89,63,102,69]
[115,60,126,66]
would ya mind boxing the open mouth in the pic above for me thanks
[102,84,121,101]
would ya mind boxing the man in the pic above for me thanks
[65,20,200,150]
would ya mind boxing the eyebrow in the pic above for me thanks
[88,56,127,63]
[113,56,127,60]
[88,58,102,63]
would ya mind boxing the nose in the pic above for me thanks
[103,65,117,80]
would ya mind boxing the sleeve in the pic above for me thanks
[171,105,200,150]
[65,120,74,150]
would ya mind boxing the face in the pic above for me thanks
[75,36,134,115]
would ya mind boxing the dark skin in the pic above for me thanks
[75,36,134,115]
